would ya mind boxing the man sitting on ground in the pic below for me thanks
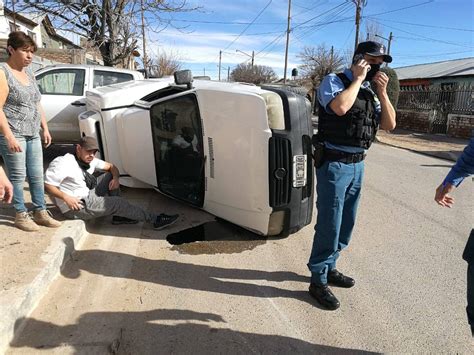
[44,136,178,229]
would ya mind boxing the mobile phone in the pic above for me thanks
[352,53,364,65]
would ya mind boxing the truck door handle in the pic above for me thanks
[71,101,86,107]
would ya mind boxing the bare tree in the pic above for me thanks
[297,44,344,104]
[230,63,277,85]
[148,50,182,78]
[18,1,197,67]
[362,20,384,42]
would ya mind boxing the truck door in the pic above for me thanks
[36,68,87,142]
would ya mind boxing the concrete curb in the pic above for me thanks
[0,220,87,353]
[375,138,459,162]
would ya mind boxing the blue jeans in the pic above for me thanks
[308,160,364,284]
[0,134,46,212]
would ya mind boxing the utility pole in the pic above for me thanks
[352,0,367,51]
[375,32,394,66]
[12,0,17,27]
[204,68,206,76]
[227,67,230,81]
[387,31,393,56]
[140,0,147,74]
[236,49,255,67]
[218,50,222,81]
[283,0,292,84]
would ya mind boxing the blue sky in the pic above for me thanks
[145,0,473,79]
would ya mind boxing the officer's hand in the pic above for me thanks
[373,71,389,95]
[435,183,455,208]
[351,59,370,82]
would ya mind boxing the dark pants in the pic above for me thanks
[463,229,474,336]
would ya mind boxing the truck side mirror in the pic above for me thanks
[174,70,193,89]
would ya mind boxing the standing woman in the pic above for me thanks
[0,31,61,231]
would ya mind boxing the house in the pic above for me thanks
[395,57,474,88]
[0,4,137,69]
[393,58,474,138]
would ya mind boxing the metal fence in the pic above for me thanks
[398,84,474,134]
[398,84,474,115]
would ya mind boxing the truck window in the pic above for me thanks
[93,70,134,88]
[36,69,85,96]
[150,94,204,207]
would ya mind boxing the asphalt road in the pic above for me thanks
[7,143,474,353]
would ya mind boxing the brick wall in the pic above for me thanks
[395,109,431,133]
[36,48,85,64]
[447,114,474,138]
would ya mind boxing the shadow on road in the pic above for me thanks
[10,309,375,353]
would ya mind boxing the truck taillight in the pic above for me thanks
[261,92,285,130]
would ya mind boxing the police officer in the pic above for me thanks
[308,41,396,310]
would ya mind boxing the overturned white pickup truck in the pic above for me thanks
[78,70,313,237]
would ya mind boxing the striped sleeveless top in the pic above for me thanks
[0,63,42,136]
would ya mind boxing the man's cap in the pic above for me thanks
[354,41,392,63]
[79,136,99,151]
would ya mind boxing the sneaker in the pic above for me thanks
[112,216,139,225]
[15,212,40,232]
[153,213,179,230]
[33,209,62,228]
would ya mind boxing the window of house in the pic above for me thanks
[36,69,86,96]
[93,70,134,88]
[9,22,20,32]
[27,30,37,43]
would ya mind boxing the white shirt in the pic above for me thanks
[44,153,106,213]
[172,134,198,152]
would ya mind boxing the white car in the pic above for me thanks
[35,64,144,142]
[78,71,314,237]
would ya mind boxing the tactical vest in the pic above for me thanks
[317,73,378,149]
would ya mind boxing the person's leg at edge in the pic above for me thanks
[95,172,120,197]
[0,134,27,212]
[25,135,46,211]
[467,263,474,336]
[464,229,474,336]
[66,192,155,223]
[308,161,352,284]
[26,135,61,228]
[0,135,41,231]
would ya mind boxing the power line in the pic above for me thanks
[365,0,434,17]
[371,20,474,48]
[293,1,348,30]
[221,0,273,52]
[365,17,474,32]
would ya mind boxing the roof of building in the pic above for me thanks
[394,58,474,80]
[4,8,38,27]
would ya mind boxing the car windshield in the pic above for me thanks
[150,94,204,206]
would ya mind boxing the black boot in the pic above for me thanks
[309,283,340,310]
[327,269,355,288]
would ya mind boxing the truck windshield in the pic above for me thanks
[150,94,205,207]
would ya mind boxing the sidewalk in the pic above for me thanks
[376,128,470,162]
[0,130,471,352]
